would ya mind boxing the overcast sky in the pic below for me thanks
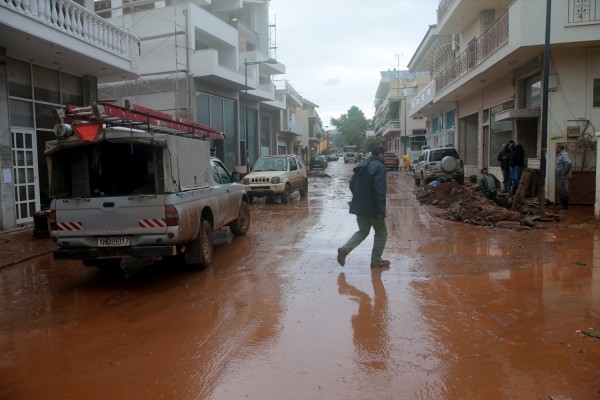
[269,0,439,128]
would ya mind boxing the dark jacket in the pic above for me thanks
[497,147,511,170]
[349,155,386,217]
[509,145,524,167]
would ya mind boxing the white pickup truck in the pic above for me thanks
[47,103,250,271]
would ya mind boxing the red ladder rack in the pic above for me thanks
[59,101,224,140]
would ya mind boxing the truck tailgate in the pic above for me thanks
[54,196,167,236]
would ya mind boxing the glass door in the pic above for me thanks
[11,128,39,224]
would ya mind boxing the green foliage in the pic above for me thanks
[362,137,382,154]
[330,106,368,148]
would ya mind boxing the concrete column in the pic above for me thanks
[0,49,17,229]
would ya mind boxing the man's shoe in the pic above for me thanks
[371,260,391,268]
[337,247,349,267]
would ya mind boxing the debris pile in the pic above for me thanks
[415,181,559,229]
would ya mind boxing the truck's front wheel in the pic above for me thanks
[185,219,213,267]
[281,184,292,204]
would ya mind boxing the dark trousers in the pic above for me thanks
[501,167,512,191]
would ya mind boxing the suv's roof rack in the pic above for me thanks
[55,101,224,140]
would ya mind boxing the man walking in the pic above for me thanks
[497,143,512,192]
[337,145,389,269]
[555,144,572,210]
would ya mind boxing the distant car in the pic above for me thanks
[326,153,339,161]
[383,152,400,170]
[310,155,328,170]
[413,146,464,185]
[243,155,308,204]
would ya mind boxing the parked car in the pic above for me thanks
[413,146,464,185]
[383,152,400,170]
[243,155,308,204]
[326,153,339,161]
[310,155,328,170]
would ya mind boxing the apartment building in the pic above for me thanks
[95,0,287,173]
[0,0,139,228]
[408,0,600,207]
[372,70,427,157]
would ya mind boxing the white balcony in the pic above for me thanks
[430,0,600,103]
[0,0,139,81]
[282,118,304,136]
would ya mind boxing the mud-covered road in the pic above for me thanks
[1,160,599,400]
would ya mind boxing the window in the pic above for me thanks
[7,58,31,99]
[524,74,541,109]
[33,65,60,103]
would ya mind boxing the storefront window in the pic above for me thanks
[7,58,32,99]
[33,65,60,103]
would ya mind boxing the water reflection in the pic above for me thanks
[337,268,391,372]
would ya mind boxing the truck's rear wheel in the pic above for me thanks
[185,219,213,267]
[229,201,250,236]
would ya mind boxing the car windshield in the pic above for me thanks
[430,149,458,162]
[253,157,287,172]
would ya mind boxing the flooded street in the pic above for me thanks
[1,160,599,400]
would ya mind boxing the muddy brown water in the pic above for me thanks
[0,160,598,399]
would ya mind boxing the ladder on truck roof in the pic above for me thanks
[56,101,224,140]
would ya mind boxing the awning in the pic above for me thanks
[495,108,541,121]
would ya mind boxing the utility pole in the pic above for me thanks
[538,0,551,216]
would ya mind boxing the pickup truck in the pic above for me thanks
[47,104,250,271]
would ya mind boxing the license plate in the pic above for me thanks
[98,237,130,247]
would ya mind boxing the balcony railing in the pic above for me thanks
[568,0,600,24]
[1,0,137,59]
[436,9,508,93]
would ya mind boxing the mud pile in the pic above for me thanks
[415,181,554,229]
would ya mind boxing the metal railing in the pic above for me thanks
[1,0,137,59]
[436,10,508,93]
[568,0,600,24]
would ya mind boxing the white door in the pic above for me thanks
[12,128,40,224]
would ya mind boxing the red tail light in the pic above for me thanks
[73,121,102,142]
[165,205,179,226]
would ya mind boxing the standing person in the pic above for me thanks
[508,140,524,194]
[337,145,389,269]
[402,154,412,172]
[497,143,512,192]
[555,144,572,210]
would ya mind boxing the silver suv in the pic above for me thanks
[243,155,308,203]
[414,146,464,185]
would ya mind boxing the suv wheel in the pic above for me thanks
[414,173,420,186]
[281,184,291,204]
[455,175,465,184]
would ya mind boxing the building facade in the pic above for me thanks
[408,0,600,206]
[95,0,287,173]
[0,0,139,228]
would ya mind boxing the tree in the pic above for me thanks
[330,106,368,148]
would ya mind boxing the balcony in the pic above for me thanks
[436,10,508,93]
[376,121,402,138]
[281,118,304,136]
[410,80,436,116]
[0,0,139,81]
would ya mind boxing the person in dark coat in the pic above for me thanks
[508,140,524,194]
[337,145,389,269]
[497,143,512,192]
